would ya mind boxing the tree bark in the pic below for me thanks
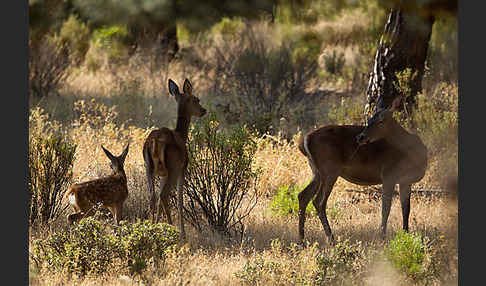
[365,9,435,118]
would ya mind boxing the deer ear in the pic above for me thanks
[119,143,129,164]
[168,79,180,97]
[183,78,192,95]
[101,145,116,161]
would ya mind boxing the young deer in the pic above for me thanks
[298,97,427,244]
[65,144,129,225]
[143,78,206,240]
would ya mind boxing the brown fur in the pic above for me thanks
[65,144,129,225]
[297,102,427,244]
[143,79,206,240]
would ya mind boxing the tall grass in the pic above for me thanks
[29,6,457,285]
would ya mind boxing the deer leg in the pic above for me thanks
[113,203,123,225]
[314,175,338,245]
[156,176,170,223]
[158,144,168,177]
[399,183,412,232]
[144,152,157,222]
[177,172,186,240]
[67,205,81,225]
[68,212,83,224]
[380,181,395,239]
[298,175,319,244]
[160,184,173,225]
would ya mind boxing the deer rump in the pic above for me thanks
[143,128,187,178]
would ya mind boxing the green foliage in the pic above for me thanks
[323,50,345,75]
[184,113,260,234]
[92,25,129,48]
[234,239,287,284]
[327,97,365,125]
[211,17,245,37]
[58,15,91,65]
[30,218,179,275]
[394,68,418,105]
[426,15,458,84]
[204,25,317,136]
[385,231,425,278]
[412,83,458,152]
[315,238,367,285]
[270,184,316,216]
[29,125,76,225]
[116,220,180,274]
[30,218,121,275]
[87,25,130,68]
[289,29,323,64]
[235,255,284,284]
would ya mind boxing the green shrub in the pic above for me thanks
[211,17,245,37]
[315,238,367,285]
[327,97,366,125]
[270,184,316,216]
[183,113,260,235]
[88,25,130,67]
[30,218,179,276]
[58,15,91,65]
[92,25,128,48]
[31,217,120,275]
[29,131,76,225]
[290,29,323,64]
[235,255,283,284]
[116,220,180,274]
[204,25,318,136]
[412,83,458,154]
[385,230,425,278]
[323,50,345,75]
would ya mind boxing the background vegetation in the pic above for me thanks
[29,0,457,285]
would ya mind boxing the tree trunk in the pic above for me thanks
[365,9,435,118]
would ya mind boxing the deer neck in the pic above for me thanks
[385,121,417,152]
[114,170,127,181]
[175,107,191,142]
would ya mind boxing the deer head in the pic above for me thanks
[168,78,207,118]
[356,97,402,145]
[101,144,129,175]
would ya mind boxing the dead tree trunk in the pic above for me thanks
[365,9,435,119]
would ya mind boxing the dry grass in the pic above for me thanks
[28,12,457,285]
[29,104,458,285]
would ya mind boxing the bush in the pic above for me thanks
[30,217,121,275]
[30,217,179,276]
[58,15,91,65]
[29,35,70,98]
[201,24,318,135]
[90,25,130,67]
[29,131,76,225]
[385,231,425,278]
[323,50,345,75]
[235,239,311,285]
[182,113,260,235]
[211,17,245,37]
[270,184,316,216]
[116,220,180,274]
[326,96,366,125]
[315,238,367,285]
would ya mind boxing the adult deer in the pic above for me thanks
[143,78,206,240]
[65,144,129,225]
[297,97,427,244]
